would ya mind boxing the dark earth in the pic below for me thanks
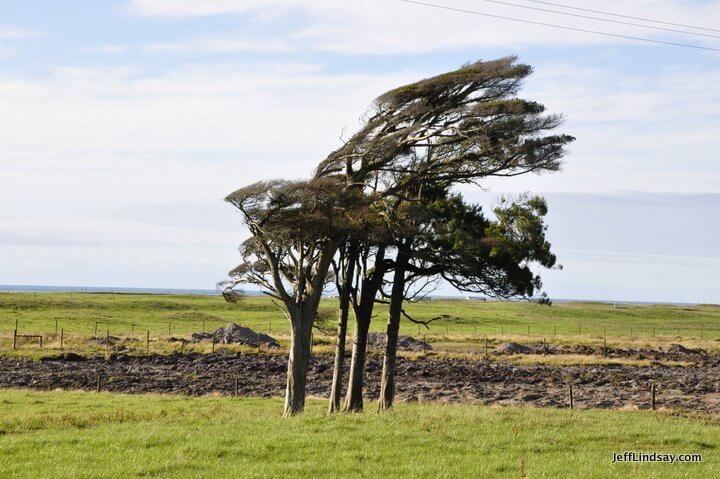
[1,346,719,413]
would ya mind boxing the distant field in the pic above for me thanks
[0,390,717,478]
[1,292,720,343]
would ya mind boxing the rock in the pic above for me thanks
[667,344,694,355]
[190,323,280,348]
[494,342,532,354]
[366,332,432,352]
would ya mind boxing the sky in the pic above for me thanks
[0,0,719,303]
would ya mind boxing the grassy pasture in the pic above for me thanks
[0,389,717,478]
[1,293,720,357]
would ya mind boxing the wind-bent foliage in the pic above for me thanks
[224,176,366,416]
[316,56,573,412]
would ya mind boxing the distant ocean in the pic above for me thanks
[0,284,221,296]
[0,285,701,305]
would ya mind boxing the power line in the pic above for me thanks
[400,0,720,52]
[523,0,720,34]
[476,0,720,39]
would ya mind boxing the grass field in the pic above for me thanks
[0,390,717,478]
[2,293,720,357]
[2,292,720,337]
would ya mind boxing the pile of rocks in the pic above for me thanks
[367,332,432,352]
[190,323,280,348]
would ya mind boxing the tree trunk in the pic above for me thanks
[344,307,371,412]
[328,246,357,413]
[328,282,352,412]
[379,249,410,410]
[283,310,313,417]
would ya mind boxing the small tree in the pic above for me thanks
[224,177,361,416]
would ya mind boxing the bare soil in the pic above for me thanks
[1,349,719,413]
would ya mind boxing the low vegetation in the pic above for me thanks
[0,390,717,478]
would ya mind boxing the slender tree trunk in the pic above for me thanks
[344,307,371,412]
[328,249,356,413]
[283,310,313,417]
[379,249,410,410]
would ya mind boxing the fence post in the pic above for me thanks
[651,384,656,410]
[569,383,574,410]
[96,373,101,393]
[168,322,171,335]
[60,328,64,350]
[484,338,489,358]
[146,330,150,353]
[94,321,98,336]
[39,336,43,348]
[106,328,110,352]
[12,328,17,350]
[55,319,58,335]
[234,378,239,397]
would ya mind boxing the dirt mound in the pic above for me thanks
[367,332,432,352]
[666,344,696,355]
[92,335,121,346]
[495,342,532,354]
[190,323,280,348]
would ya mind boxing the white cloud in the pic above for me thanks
[127,0,720,53]
[146,35,295,53]
[0,26,41,40]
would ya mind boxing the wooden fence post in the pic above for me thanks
[484,338,489,358]
[234,378,239,397]
[96,373,101,393]
[146,330,150,353]
[569,383,574,410]
[651,384,657,411]
[12,328,17,351]
[60,328,64,350]
[94,321,98,336]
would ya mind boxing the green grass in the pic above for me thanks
[2,293,720,357]
[0,390,717,478]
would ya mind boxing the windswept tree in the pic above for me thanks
[224,176,365,416]
[317,56,573,411]
[377,191,559,409]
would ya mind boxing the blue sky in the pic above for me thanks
[1,0,719,302]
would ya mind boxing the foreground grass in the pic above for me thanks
[0,391,717,478]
